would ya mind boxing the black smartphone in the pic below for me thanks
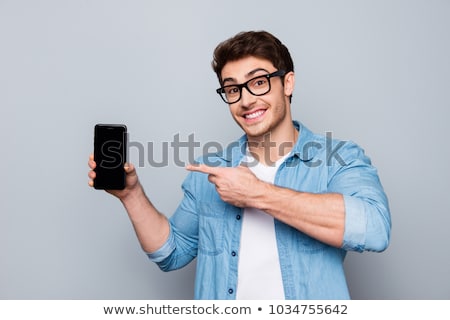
[93,124,127,190]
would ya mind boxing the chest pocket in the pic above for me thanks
[197,200,227,256]
[276,221,328,253]
[294,231,329,253]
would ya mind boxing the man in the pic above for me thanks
[88,31,391,299]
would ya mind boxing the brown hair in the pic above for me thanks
[212,30,294,84]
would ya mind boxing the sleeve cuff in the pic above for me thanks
[146,227,176,263]
[342,195,367,252]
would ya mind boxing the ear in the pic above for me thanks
[283,71,295,97]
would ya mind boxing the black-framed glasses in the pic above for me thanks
[216,70,286,104]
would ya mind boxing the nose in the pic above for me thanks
[239,86,256,108]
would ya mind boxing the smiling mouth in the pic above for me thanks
[244,109,266,120]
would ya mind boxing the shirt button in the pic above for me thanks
[231,251,236,257]
[228,288,234,294]
[236,215,241,220]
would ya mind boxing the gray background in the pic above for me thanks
[1,0,449,299]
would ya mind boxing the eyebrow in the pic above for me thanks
[222,68,270,85]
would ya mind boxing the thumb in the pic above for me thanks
[124,163,136,175]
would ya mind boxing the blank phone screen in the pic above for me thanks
[93,124,127,190]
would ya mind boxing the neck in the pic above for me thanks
[247,124,298,166]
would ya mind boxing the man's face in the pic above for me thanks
[220,56,294,140]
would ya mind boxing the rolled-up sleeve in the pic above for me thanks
[327,141,391,252]
[147,227,176,262]
[146,172,200,271]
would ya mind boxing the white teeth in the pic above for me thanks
[245,110,265,119]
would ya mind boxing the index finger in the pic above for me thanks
[186,163,221,175]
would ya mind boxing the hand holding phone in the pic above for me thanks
[93,124,127,190]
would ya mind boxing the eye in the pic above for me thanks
[252,77,268,88]
[256,79,266,86]
[225,86,239,95]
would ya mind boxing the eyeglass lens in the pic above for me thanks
[222,76,270,103]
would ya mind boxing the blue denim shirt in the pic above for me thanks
[148,121,391,299]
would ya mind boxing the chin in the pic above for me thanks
[242,123,270,138]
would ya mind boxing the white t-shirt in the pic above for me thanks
[236,152,289,300]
